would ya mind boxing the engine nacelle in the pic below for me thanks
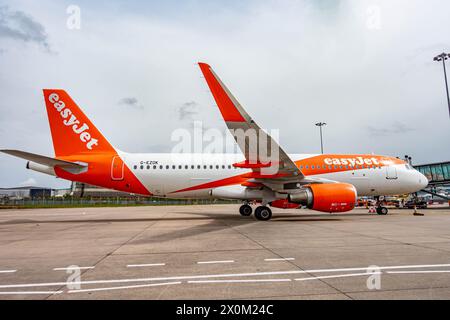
[270,199,301,209]
[288,183,357,213]
[26,161,56,176]
[210,185,264,200]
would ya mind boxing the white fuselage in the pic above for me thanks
[119,152,428,199]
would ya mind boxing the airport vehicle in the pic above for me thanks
[1,63,429,220]
[404,200,428,209]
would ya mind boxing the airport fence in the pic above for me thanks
[0,197,240,209]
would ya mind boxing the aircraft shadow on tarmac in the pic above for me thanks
[126,212,349,244]
[0,211,375,243]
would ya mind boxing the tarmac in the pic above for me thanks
[0,204,450,300]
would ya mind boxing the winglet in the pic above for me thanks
[198,62,246,123]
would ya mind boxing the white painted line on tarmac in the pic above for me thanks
[53,266,95,271]
[295,272,382,281]
[197,260,235,265]
[264,258,295,262]
[188,279,292,284]
[0,270,16,274]
[1,263,450,290]
[127,263,166,268]
[68,281,181,293]
[0,291,63,295]
[387,270,450,274]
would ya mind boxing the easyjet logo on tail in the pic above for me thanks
[48,93,98,150]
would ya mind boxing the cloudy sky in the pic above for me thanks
[0,0,449,189]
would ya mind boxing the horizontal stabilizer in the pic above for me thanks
[1,149,86,169]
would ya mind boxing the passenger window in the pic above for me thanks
[153,165,157,169]
[133,165,137,170]
[204,165,207,169]
[147,165,150,169]
[166,165,169,169]
[191,165,195,169]
[140,165,144,170]
[197,165,201,169]
[228,165,232,169]
[185,165,188,169]
[172,165,176,169]
[210,165,213,169]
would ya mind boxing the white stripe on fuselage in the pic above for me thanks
[117,152,418,198]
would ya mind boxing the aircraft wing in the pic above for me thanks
[198,63,313,190]
[1,149,86,169]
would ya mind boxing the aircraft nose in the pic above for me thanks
[417,171,429,189]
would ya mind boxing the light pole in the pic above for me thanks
[315,122,327,154]
[433,52,450,118]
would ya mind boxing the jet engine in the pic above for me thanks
[288,183,357,213]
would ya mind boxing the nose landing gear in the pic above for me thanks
[376,206,389,215]
[374,196,389,215]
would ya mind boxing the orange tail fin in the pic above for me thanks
[43,89,115,157]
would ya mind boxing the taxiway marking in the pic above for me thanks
[188,279,292,284]
[387,270,450,274]
[0,291,62,295]
[0,270,16,274]
[197,260,235,265]
[295,272,382,281]
[264,258,295,262]
[126,263,166,268]
[1,263,450,290]
[53,266,95,271]
[68,281,181,293]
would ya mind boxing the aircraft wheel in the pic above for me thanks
[376,206,388,215]
[255,206,272,221]
[239,204,253,217]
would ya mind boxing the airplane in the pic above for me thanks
[1,63,429,221]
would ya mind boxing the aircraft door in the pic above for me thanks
[111,156,125,181]
[386,166,398,180]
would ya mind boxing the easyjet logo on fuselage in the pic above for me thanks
[48,93,98,150]
[324,157,381,167]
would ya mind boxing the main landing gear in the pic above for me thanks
[239,204,273,221]
[255,206,272,221]
[239,204,253,217]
